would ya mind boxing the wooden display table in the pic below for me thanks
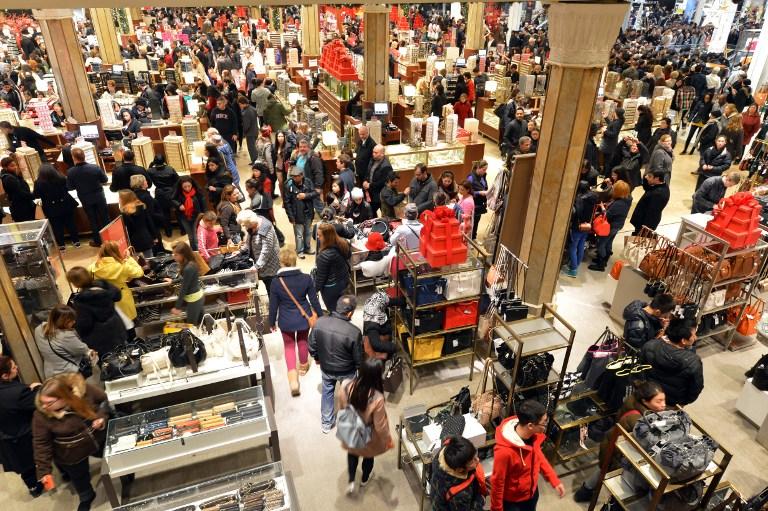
[396,61,423,83]
[317,84,350,133]
[475,97,501,143]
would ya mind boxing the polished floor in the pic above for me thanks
[2,133,768,510]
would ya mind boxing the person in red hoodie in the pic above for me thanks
[453,92,474,128]
[491,400,565,511]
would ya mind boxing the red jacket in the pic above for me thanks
[490,416,561,510]
[453,101,474,128]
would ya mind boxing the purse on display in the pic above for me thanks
[196,313,229,357]
[382,356,404,393]
[167,329,207,371]
[100,349,142,381]
[405,307,445,335]
[399,273,447,306]
[736,297,764,336]
[442,330,474,356]
[471,359,503,427]
[574,327,621,392]
[225,319,263,362]
[623,234,654,269]
[443,269,483,300]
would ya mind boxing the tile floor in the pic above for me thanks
[2,135,767,511]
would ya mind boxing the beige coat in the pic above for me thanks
[337,380,392,458]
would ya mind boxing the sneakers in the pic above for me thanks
[73,241,81,248]
[561,267,578,278]
[346,482,356,495]
[574,483,595,503]
[321,424,332,434]
[360,472,374,487]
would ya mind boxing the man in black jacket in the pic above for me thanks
[110,150,153,192]
[695,135,732,189]
[640,318,703,407]
[502,108,527,155]
[0,121,56,160]
[309,295,363,434]
[691,110,721,156]
[692,172,740,214]
[66,147,109,247]
[364,144,394,216]
[210,96,239,152]
[630,170,670,235]
[294,139,325,215]
[355,125,375,185]
[408,163,438,213]
[284,167,318,258]
[622,294,675,350]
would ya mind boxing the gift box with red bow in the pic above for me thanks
[419,206,468,267]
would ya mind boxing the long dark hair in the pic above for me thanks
[350,359,384,412]
[36,163,65,184]
[173,241,196,271]
[177,175,202,195]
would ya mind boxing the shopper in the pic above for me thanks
[380,173,409,218]
[640,317,704,407]
[88,241,144,338]
[649,117,677,151]
[66,266,127,355]
[147,155,180,237]
[457,180,475,238]
[238,96,259,163]
[629,170,670,235]
[250,78,269,126]
[346,187,374,225]
[355,125,376,185]
[692,110,722,156]
[204,156,233,207]
[293,138,325,215]
[0,156,35,222]
[254,128,275,178]
[206,134,240,187]
[431,435,487,511]
[362,289,404,359]
[453,92,473,128]
[284,167,318,259]
[196,211,222,262]
[110,150,152,192]
[364,145,393,216]
[408,163,438,214]
[648,134,674,184]
[502,108,528,155]
[721,111,744,162]
[237,209,280,292]
[682,93,713,154]
[573,381,666,502]
[271,130,294,195]
[563,182,596,278]
[262,93,292,132]
[0,121,55,159]
[599,107,625,171]
[0,356,43,498]
[172,176,207,251]
[622,293,675,350]
[589,181,632,272]
[337,359,393,495]
[169,241,205,325]
[66,147,109,247]
[692,172,741,214]
[466,160,489,239]
[389,203,423,252]
[431,84,449,119]
[269,247,323,396]
[34,305,92,379]
[742,104,761,148]
[216,184,242,244]
[33,164,80,249]
[209,95,238,152]
[119,190,157,259]
[634,105,654,148]
[327,178,351,216]
[607,137,649,190]
[32,373,108,511]
[491,400,565,511]
[695,135,732,190]
[309,295,363,434]
[315,223,352,313]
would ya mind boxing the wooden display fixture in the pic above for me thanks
[475,96,501,142]
[317,84,349,133]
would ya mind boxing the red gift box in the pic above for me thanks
[443,301,479,330]
[419,207,468,268]
[705,192,763,250]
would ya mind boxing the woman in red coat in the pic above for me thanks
[742,104,761,148]
[453,93,474,128]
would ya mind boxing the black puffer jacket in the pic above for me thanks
[430,447,486,511]
[69,280,127,355]
[622,300,662,350]
[640,338,704,406]
[315,244,351,290]
[122,204,156,252]
[147,163,180,200]
[308,312,363,376]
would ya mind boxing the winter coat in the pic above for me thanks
[697,120,720,153]
[650,127,677,150]
[284,176,317,224]
[609,141,650,189]
[409,174,438,214]
[634,115,653,146]
[687,99,713,124]
[367,157,394,206]
[630,181,670,233]
[243,218,280,278]
[34,325,90,379]
[337,380,392,459]
[606,197,632,231]
[721,126,744,159]
[262,97,291,131]
[491,416,561,510]
[240,104,259,138]
[1,171,36,221]
[355,136,376,184]
[269,268,322,332]
[217,201,241,241]
[32,374,107,477]
[66,162,108,205]
[68,280,127,354]
[110,163,152,192]
[0,379,37,475]
[622,300,663,350]
[600,118,624,155]
[88,256,144,320]
[134,189,162,236]
[503,119,527,149]
[640,338,704,406]
[205,165,234,206]
[172,187,207,221]
[308,312,363,376]
[380,186,406,218]
[346,200,374,224]
[295,151,325,188]
[648,146,674,184]
[315,244,351,291]
[698,146,732,180]
[571,192,597,231]
[453,101,473,128]
[147,163,180,200]
[467,172,488,214]
[692,176,728,214]
[431,446,487,511]
[742,112,761,145]
[122,205,156,252]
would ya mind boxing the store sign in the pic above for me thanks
[706,0,738,54]
[100,216,129,255]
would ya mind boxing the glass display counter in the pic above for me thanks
[321,72,359,101]
[114,462,299,510]
[483,110,500,130]
[386,142,466,172]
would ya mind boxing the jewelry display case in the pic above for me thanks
[113,462,300,511]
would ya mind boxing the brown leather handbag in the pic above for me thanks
[730,251,760,279]
[639,247,675,280]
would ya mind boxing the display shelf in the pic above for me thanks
[381,139,485,185]
[395,309,477,339]
[696,323,736,341]
[139,301,250,327]
[135,281,257,307]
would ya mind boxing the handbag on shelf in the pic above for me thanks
[574,327,621,392]
[99,348,142,381]
[196,313,229,357]
[225,319,263,362]
[382,356,403,393]
[736,297,764,336]
[730,251,761,279]
[623,235,654,269]
[485,246,529,323]
[279,277,318,328]
[167,329,207,371]
[471,358,503,427]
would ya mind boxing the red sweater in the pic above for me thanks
[490,416,561,510]
[453,101,474,128]
[742,112,761,145]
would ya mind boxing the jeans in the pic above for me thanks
[293,221,312,254]
[321,370,356,428]
[245,135,258,164]
[178,215,198,251]
[503,489,539,511]
[82,200,110,244]
[348,454,374,483]
[60,458,96,509]
[321,282,346,313]
[568,229,589,270]
[49,213,80,246]
[597,227,620,263]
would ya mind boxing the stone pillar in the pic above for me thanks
[512,3,627,305]
[35,9,98,123]
[363,5,389,102]
[748,10,768,89]
[89,8,121,64]
[464,2,485,57]
[300,5,321,60]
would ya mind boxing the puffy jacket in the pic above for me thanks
[243,218,280,278]
[268,268,323,332]
[640,338,704,406]
[315,244,351,290]
[69,280,127,354]
[409,173,438,213]
[88,256,144,320]
[622,300,662,350]
[308,311,363,376]
[430,446,487,511]
[491,417,561,510]
[147,163,180,200]
[698,146,732,180]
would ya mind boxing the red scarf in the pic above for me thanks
[182,188,196,220]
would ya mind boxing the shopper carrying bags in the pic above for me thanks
[66,267,127,356]
[491,400,565,511]
[315,223,352,313]
[34,305,93,379]
[268,247,323,397]
[88,241,144,338]
[337,358,393,495]
[32,373,109,511]
[431,436,488,511]
[0,356,43,498]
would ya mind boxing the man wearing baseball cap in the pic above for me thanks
[389,203,422,251]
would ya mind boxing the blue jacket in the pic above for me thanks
[268,268,323,332]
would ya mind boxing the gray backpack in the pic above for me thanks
[336,384,372,450]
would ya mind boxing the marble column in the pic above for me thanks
[34,9,98,123]
[363,5,389,102]
[511,3,627,305]
[89,8,122,64]
[748,9,768,89]
[464,2,485,57]
[300,4,321,65]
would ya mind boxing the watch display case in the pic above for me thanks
[113,462,299,511]
[386,143,466,172]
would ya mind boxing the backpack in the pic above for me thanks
[336,383,372,450]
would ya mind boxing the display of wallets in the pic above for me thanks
[142,420,169,434]
[199,494,238,510]
[152,433,172,443]
[145,409,169,423]
[136,439,152,448]
[151,427,173,438]
[213,402,236,414]
[196,408,214,418]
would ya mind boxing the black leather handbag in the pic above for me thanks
[99,349,142,381]
[497,294,528,321]
[167,329,207,370]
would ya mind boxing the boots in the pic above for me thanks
[298,360,311,376]
[77,489,96,511]
[574,483,595,503]
[588,257,606,271]
[287,369,300,396]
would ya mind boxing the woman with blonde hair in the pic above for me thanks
[88,241,144,338]
[590,180,633,272]
[34,305,93,379]
[119,189,157,258]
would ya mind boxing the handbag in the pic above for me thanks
[47,338,92,379]
[225,319,263,362]
[737,298,764,336]
[53,423,103,466]
[382,356,403,393]
[471,358,503,427]
[336,382,372,449]
[167,329,207,370]
[574,328,620,391]
[99,348,142,381]
[197,313,228,357]
[592,203,611,237]
[279,277,317,328]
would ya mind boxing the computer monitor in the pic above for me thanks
[373,103,388,116]
[112,64,124,74]
[79,124,99,139]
